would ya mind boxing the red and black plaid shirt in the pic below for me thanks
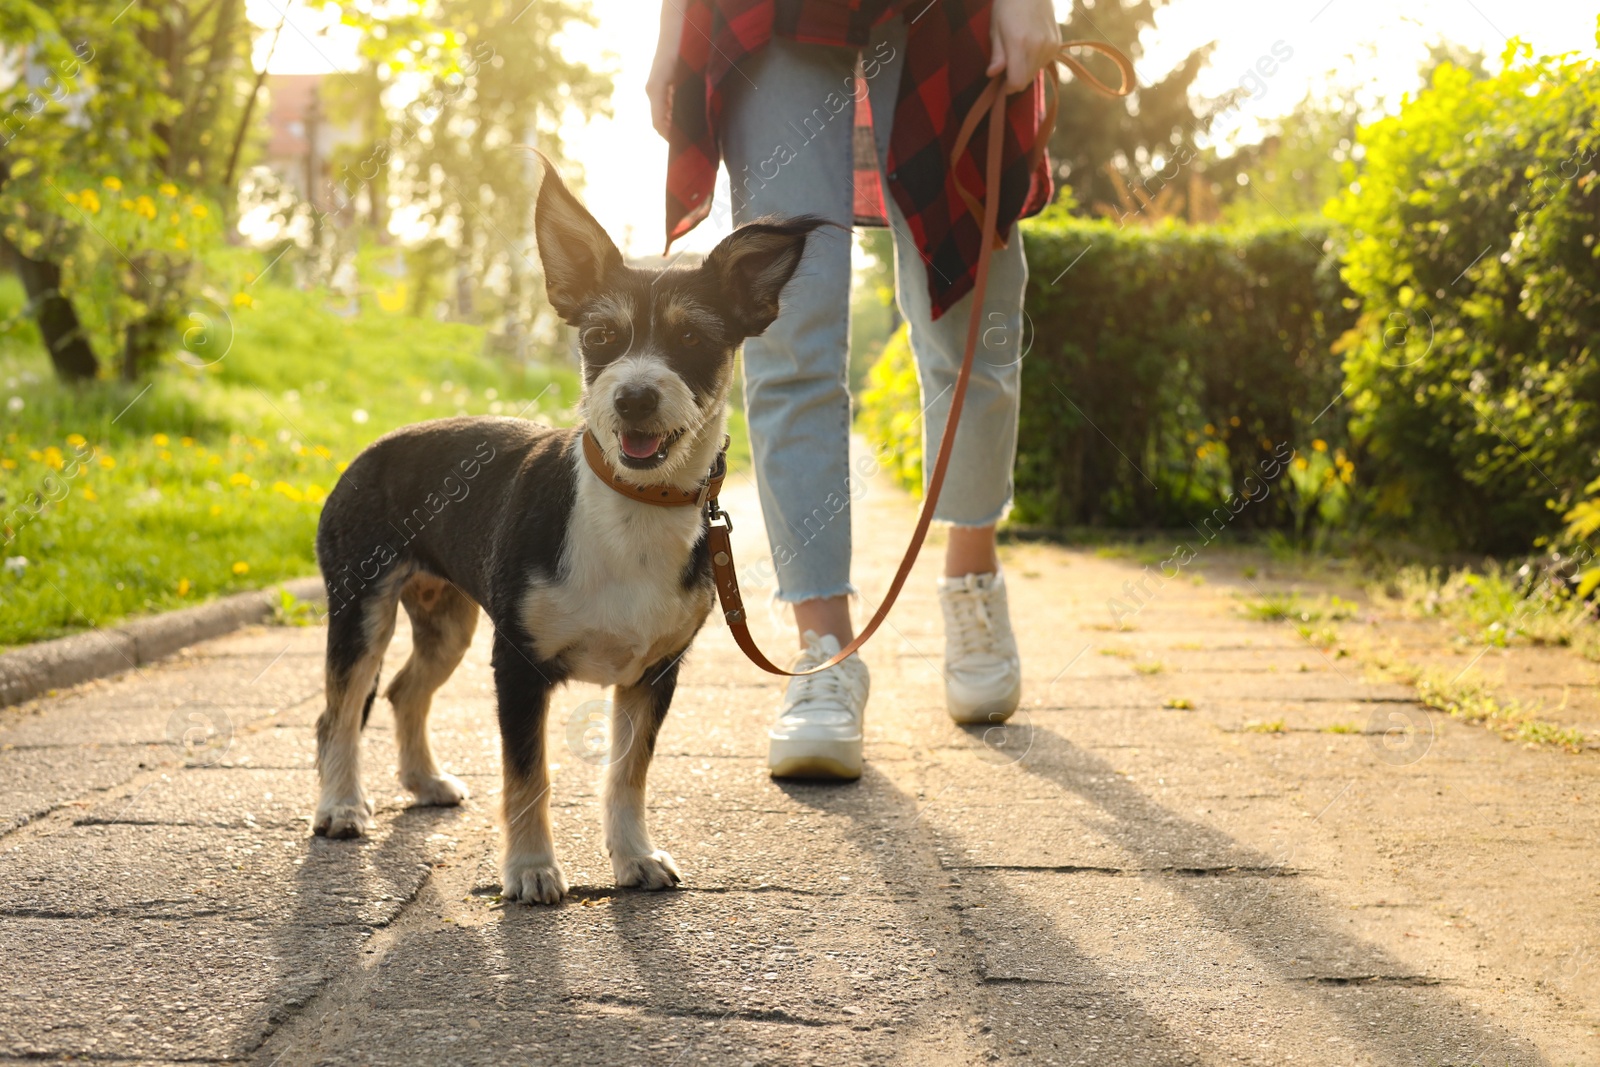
[664,0,1052,320]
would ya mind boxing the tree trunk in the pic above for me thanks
[0,235,99,382]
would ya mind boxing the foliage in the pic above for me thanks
[326,0,610,339]
[0,0,261,377]
[856,326,921,496]
[1023,215,1351,529]
[1327,41,1600,553]
[860,217,1355,532]
[1210,92,1363,226]
[0,264,577,647]
[1049,0,1221,218]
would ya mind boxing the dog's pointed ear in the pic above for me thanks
[535,154,623,323]
[705,216,828,337]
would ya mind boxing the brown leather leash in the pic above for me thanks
[600,39,1134,677]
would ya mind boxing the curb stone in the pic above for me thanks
[0,576,326,708]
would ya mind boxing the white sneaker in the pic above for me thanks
[767,631,869,780]
[939,571,1022,724]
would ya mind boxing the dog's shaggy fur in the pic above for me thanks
[312,164,820,903]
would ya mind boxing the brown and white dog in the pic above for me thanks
[311,164,820,903]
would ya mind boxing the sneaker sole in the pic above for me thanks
[946,680,1022,725]
[768,739,862,781]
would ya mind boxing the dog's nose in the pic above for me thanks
[614,385,659,421]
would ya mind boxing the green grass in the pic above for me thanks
[0,266,582,647]
[1375,563,1594,653]
[1243,718,1287,733]
[1240,592,1357,624]
[1413,670,1588,751]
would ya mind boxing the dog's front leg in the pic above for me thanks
[492,628,567,904]
[604,653,683,891]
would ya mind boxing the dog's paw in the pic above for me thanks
[313,794,373,839]
[403,771,470,807]
[502,858,568,905]
[612,849,682,891]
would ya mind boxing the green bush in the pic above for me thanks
[856,326,922,496]
[858,216,1355,533]
[1017,215,1354,529]
[1328,41,1600,553]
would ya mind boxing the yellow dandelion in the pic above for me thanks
[64,191,80,207]
[1204,423,1216,436]
[209,504,222,516]
[120,199,133,211]
[1,458,17,471]
[232,291,254,309]
[28,449,42,462]
[228,472,251,487]
[271,480,304,502]
[81,486,97,502]
[66,433,87,448]
[1312,439,1328,453]
[135,195,157,220]
[159,183,178,198]
[98,455,116,469]
[103,176,122,191]
[78,189,101,214]
[159,449,172,461]
[152,433,169,446]
[1293,457,1309,471]
[173,235,188,251]
[231,561,250,576]
[177,577,191,596]
[313,445,332,460]
[1229,415,1241,427]
[181,437,195,448]
[43,446,64,471]
[190,202,208,219]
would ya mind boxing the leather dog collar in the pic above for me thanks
[581,429,727,508]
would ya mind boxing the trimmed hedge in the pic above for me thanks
[859,215,1355,531]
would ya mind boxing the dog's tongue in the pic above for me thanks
[621,431,664,460]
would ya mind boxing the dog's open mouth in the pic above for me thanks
[617,429,683,470]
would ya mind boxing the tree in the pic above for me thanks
[1049,0,1220,217]
[328,0,609,346]
[0,0,257,379]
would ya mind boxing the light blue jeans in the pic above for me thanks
[720,20,1027,603]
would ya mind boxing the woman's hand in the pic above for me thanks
[646,1,686,139]
[988,0,1061,94]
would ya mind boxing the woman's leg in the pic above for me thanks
[873,48,1028,724]
[721,36,860,646]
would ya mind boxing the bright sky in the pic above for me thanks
[250,0,1598,256]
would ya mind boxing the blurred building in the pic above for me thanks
[263,74,361,213]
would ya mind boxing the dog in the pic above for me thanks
[311,162,820,904]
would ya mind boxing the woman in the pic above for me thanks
[647,0,1061,779]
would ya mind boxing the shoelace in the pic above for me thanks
[788,645,865,712]
[946,583,1003,661]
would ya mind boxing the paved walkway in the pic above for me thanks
[1,460,1597,1066]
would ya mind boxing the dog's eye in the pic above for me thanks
[679,330,700,348]
[583,326,619,349]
